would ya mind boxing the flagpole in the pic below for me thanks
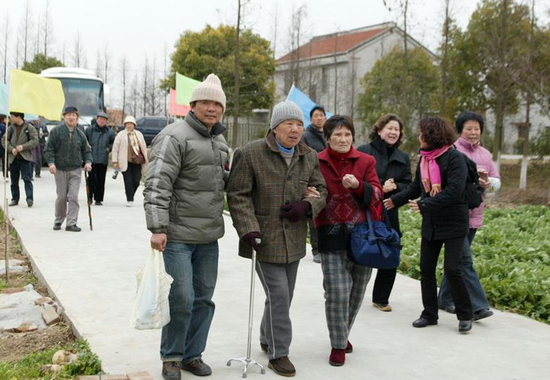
[3,117,10,282]
[286,83,296,101]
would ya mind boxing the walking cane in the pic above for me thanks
[227,238,265,378]
[84,171,93,231]
[3,122,10,281]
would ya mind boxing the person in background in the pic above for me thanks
[0,114,7,178]
[30,117,49,178]
[3,112,38,207]
[357,114,412,312]
[438,111,500,321]
[44,106,92,231]
[112,116,148,207]
[86,111,115,205]
[301,105,328,263]
[314,115,383,366]
[227,100,327,377]
[384,116,473,334]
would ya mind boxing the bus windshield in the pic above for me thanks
[59,78,104,117]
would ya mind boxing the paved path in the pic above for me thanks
[2,169,550,380]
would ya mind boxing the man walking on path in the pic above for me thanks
[3,112,38,207]
[44,106,92,232]
[300,105,328,263]
[85,111,115,205]
[143,74,229,380]
[227,100,327,377]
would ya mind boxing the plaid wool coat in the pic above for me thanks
[227,130,328,264]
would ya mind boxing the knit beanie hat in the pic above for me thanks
[270,101,304,130]
[189,73,226,112]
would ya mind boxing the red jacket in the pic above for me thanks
[315,146,383,228]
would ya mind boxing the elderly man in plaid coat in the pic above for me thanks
[227,100,327,377]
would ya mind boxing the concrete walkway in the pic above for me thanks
[2,169,550,380]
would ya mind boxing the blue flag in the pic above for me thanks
[0,81,8,115]
[286,84,332,127]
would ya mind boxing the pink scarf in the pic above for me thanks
[420,145,452,196]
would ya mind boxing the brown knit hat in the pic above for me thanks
[189,74,226,112]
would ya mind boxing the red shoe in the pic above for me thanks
[346,341,353,353]
[329,348,345,366]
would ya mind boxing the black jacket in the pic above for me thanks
[301,125,327,152]
[85,121,115,165]
[357,138,412,234]
[390,147,469,241]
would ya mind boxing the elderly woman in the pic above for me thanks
[358,114,412,312]
[385,116,473,334]
[314,115,383,367]
[112,116,148,207]
[438,112,500,321]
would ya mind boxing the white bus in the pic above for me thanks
[40,67,109,127]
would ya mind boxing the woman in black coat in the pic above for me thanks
[384,116,473,334]
[357,114,412,312]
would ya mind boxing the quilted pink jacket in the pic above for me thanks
[455,137,500,228]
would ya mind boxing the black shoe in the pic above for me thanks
[35,173,40,178]
[162,361,181,380]
[268,356,296,377]
[412,317,438,328]
[9,200,18,206]
[439,305,456,314]
[260,343,268,353]
[27,200,33,207]
[459,320,473,333]
[65,225,82,232]
[473,309,494,321]
[95,201,103,206]
[53,223,62,231]
[181,358,212,376]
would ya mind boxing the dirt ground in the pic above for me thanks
[0,226,76,363]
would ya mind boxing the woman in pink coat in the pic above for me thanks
[438,112,500,321]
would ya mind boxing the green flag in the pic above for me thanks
[175,73,200,106]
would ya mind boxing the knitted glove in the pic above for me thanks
[280,201,311,222]
[241,231,261,250]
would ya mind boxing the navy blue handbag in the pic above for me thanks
[349,206,402,269]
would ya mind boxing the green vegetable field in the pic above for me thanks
[398,206,550,324]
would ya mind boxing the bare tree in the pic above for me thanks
[95,48,103,78]
[1,15,9,82]
[120,55,129,119]
[142,56,149,117]
[103,43,111,84]
[14,32,21,69]
[34,13,41,57]
[287,4,308,88]
[42,0,53,56]
[73,33,86,68]
[19,0,33,64]
[440,0,452,118]
[163,43,169,118]
[232,0,243,149]
[61,41,67,66]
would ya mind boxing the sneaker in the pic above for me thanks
[53,223,62,231]
[126,201,133,207]
[9,200,18,206]
[373,302,392,312]
[313,254,321,263]
[162,361,181,380]
[95,201,103,206]
[329,348,345,366]
[181,358,212,376]
[473,309,494,321]
[27,200,33,207]
[65,225,82,232]
[268,356,295,377]
[345,341,353,354]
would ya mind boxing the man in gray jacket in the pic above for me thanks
[144,74,229,380]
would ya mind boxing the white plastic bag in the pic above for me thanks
[131,249,174,330]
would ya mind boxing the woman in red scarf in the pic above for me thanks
[313,115,383,366]
[384,116,473,334]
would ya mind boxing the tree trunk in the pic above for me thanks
[231,0,242,149]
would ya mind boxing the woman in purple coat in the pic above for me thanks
[438,112,500,321]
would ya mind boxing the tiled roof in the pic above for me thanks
[278,26,389,63]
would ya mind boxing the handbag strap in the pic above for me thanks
[365,204,393,231]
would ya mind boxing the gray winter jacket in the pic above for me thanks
[143,112,229,244]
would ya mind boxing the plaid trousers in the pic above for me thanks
[321,250,372,349]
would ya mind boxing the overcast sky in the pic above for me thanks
[2,0,549,107]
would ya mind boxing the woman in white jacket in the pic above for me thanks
[112,116,148,207]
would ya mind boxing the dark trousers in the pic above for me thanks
[307,218,318,255]
[122,163,142,202]
[372,268,397,305]
[10,159,33,201]
[89,163,108,202]
[420,237,472,321]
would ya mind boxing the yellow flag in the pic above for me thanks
[8,69,65,121]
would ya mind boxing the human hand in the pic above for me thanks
[280,201,311,222]
[16,145,23,152]
[151,233,167,252]
[113,162,118,170]
[383,198,395,210]
[84,163,92,172]
[342,174,360,189]
[383,179,397,193]
[49,164,56,174]
[408,199,420,213]
[242,231,261,250]
[11,148,18,156]
[479,178,490,189]
[304,186,320,199]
